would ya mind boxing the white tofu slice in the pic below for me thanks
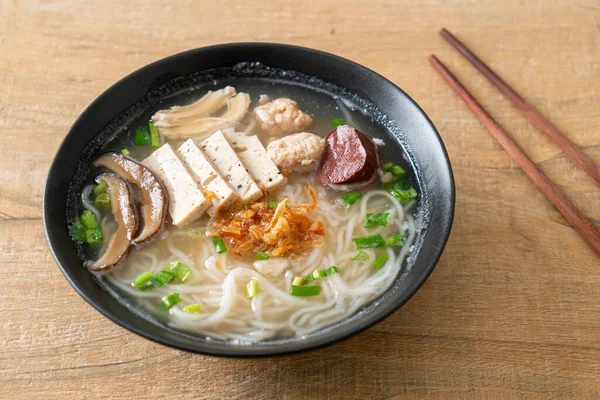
[177,139,239,215]
[142,144,210,227]
[222,130,287,193]
[200,131,263,203]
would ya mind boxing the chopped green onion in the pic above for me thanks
[342,190,361,206]
[187,228,204,239]
[352,251,369,261]
[304,268,325,284]
[80,210,97,229]
[390,165,406,176]
[93,181,107,196]
[381,162,394,172]
[183,304,201,313]
[386,234,405,247]
[70,219,87,242]
[133,270,153,290]
[254,252,270,261]
[291,285,321,297]
[148,121,160,149]
[373,253,389,269]
[390,187,418,204]
[168,261,192,283]
[331,118,344,127]
[85,227,103,245]
[324,266,340,276]
[267,198,278,208]
[158,292,181,312]
[121,148,132,156]
[134,127,151,146]
[353,234,386,249]
[151,270,176,287]
[292,277,304,286]
[246,279,260,298]
[364,212,389,228]
[94,193,111,210]
[212,236,227,254]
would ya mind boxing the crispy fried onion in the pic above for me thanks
[209,184,325,257]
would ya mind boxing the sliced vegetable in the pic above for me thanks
[80,210,97,229]
[212,236,227,254]
[383,180,418,205]
[352,250,369,261]
[331,117,344,127]
[148,121,160,149]
[121,148,131,156]
[292,277,304,286]
[93,181,107,196]
[70,219,87,242]
[291,285,321,297]
[183,304,201,313]
[304,268,325,284]
[342,190,361,206]
[381,162,394,172]
[353,234,386,249]
[364,212,389,228]
[158,292,181,312]
[151,270,176,287]
[373,253,388,269]
[94,193,111,210]
[134,127,151,146]
[133,270,154,291]
[187,228,204,239]
[246,279,260,298]
[254,252,270,261]
[267,198,278,208]
[390,165,406,176]
[85,227,103,245]
[168,261,192,283]
[386,234,405,247]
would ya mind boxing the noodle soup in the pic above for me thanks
[70,81,418,343]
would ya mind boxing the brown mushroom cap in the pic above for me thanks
[94,152,168,247]
[85,173,138,272]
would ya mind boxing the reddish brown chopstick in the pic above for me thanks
[429,55,600,257]
[440,28,600,188]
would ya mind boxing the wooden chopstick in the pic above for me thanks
[439,28,600,188]
[428,55,600,257]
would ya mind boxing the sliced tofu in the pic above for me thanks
[177,139,239,215]
[200,131,263,203]
[222,129,287,193]
[142,144,210,227]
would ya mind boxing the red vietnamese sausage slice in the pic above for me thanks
[315,125,378,185]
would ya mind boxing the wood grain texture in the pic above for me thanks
[1,0,599,398]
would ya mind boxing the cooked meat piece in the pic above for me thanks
[253,98,313,136]
[266,132,325,173]
[316,125,378,185]
[85,173,138,272]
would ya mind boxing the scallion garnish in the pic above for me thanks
[331,118,344,127]
[291,285,321,297]
[151,270,176,287]
[187,228,204,239]
[364,212,389,228]
[352,251,369,261]
[212,236,227,254]
[373,253,388,269]
[383,180,418,204]
[168,261,192,283]
[292,277,304,286]
[342,190,361,206]
[93,181,107,196]
[353,234,386,249]
[303,266,339,285]
[390,165,406,176]
[94,193,111,210]
[80,210,97,229]
[183,304,201,313]
[148,121,160,149]
[121,148,132,156]
[70,219,87,242]
[267,198,278,208]
[381,162,394,172]
[158,292,181,312]
[246,279,260,298]
[324,266,340,276]
[386,234,405,247]
[134,127,151,146]
[133,270,153,291]
[85,227,103,245]
[254,252,270,261]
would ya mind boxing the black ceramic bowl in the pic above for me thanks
[44,43,454,357]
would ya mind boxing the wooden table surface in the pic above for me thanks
[2,0,599,398]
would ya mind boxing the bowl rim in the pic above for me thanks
[43,42,455,357]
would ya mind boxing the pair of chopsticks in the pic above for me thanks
[430,28,600,257]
